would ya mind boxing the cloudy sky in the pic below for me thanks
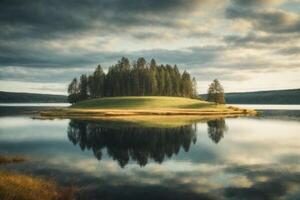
[0,0,299,94]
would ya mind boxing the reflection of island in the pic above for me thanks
[67,120,197,167]
[207,119,228,144]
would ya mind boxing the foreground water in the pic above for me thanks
[0,106,300,200]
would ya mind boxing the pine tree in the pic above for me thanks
[150,59,158,95]
[192,77,197,98]
[67,78,79,104]
[79,74,88,101]
[93,65,105,97]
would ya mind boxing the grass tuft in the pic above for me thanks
[0,155,26,165]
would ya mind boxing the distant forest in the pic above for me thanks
[0,91,67,103]
[200,88,300,104]
[68,57,197,103]
[224,89,300,104]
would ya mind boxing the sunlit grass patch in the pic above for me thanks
[71,96,214,109]
[0,171,76,200]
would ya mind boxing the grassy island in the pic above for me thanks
[40,96,257,120]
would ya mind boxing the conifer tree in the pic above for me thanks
[79,74,88,101]
[67,78,79,104]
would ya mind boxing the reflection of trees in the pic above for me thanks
[207,119,228,144]
[68,120,197,167]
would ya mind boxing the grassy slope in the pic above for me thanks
[71,96,219,109]
[41,97,256,124]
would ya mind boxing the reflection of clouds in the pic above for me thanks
[40,155,300,199]
[2,116,300,199]
[0,117,69,142]
[224,164,300,200]
[0,116,67,128]
[204,118,300,165]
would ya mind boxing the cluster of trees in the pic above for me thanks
[67,57,197,104]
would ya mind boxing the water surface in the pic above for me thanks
[0,106,299,200]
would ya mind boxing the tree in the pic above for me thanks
[67,78,79,104]
[172,65,181,96]
[79,74,88,101]
[181,71,193,97]
[207,79,225,104]
[192,77,197,98]
[93,65,105,97]
[149,59,158,95]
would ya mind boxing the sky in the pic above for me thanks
[0,0,299,94]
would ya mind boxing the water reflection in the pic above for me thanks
[67,120,199,167]
[207,119,228,144]
[1,112,300,200]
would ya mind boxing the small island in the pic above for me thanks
[41,57,256,120]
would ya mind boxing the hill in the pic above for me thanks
[201,89,300,104]
[41,96,257,121]
[71,96,215,109]
[0,91,67,103]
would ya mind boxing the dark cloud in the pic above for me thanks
[230,0,285,7]
[0,0,206,40]
[0,46,223,82]
[224,33,298,46]
[0,0,215,69]
[226,2,300,34]
[277,47,300,55]
[0,0,299,91]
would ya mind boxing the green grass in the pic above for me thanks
[71,96,217,109]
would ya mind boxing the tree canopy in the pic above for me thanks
[67,57,198,103]
[207,79,225,104]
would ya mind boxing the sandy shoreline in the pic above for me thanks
[40,106,257,119]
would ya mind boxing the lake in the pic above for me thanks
[0,104,300,200]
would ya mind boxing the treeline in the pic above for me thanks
[68,57,197,104]
[0,91,67,103]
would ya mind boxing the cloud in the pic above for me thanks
[224,32,300,47]
[231,0,287,7]
[226,3,300,34]
[0,0,299,93]
[0,0,211,40]
[224,164,300,200]
[277,47,300,55]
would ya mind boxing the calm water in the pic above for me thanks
[0,105,300,200]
